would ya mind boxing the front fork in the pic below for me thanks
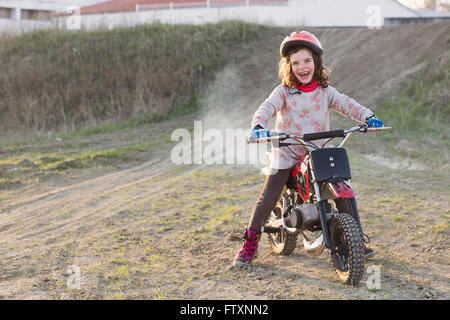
[348,197,364,237]
[312,181,333,250]
[312,182,365,252]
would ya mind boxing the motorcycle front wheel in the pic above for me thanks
[329,213,365,286]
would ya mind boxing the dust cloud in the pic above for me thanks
[192,65,271,168]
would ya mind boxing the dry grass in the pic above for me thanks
[0,21,267,132]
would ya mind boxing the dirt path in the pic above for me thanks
[0,124,448,300]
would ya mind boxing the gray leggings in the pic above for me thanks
[248,168,351,231]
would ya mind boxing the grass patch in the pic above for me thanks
[376,55,450,163]
[0,120,177,194]
[431,222,448,235]
[106,265,130,282]
[65,95,202,139]
[146,254,164,265]
[378,197,405,204]
[152,289,168,300]
[0,21,267,132]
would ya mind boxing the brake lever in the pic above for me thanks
[366,126,392,132]
[246,136,273,144]
[247,132,290,144]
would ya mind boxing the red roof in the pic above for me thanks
[80,0,287,14]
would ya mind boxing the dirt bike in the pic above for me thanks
[248,124,391,286]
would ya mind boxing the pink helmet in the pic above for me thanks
[280,31,323,57]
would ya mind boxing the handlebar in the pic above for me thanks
[247,124,391,151]
[303,129,345,141]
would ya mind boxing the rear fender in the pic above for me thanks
[327,180,355,198]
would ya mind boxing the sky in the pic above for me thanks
[397,0,450,10]
[398,0,428,7]
[2,0,103,6]
[4,0,450,10]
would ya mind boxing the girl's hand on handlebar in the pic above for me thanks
[252,126,270,143]
[365,115,384,128]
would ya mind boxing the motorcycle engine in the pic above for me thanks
[287,204,321,231]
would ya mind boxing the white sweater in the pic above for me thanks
[251,84,374,169]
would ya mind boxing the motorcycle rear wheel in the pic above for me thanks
[330,213,365,286]
[267,204,297,255]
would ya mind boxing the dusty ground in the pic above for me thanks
[0,22,448,300]
[0,124,448,300]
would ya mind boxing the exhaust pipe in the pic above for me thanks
[264,219,325,256]
[303,232,325,257]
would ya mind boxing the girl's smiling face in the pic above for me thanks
[290,48,315,85]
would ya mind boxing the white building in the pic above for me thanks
[71,0,421,30]
[2,0,448,34]
[0,0,102,34]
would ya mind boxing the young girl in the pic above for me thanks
[232,31,383,268]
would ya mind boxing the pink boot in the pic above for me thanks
[232,229,261,267]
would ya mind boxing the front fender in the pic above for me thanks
[327,180,355,198]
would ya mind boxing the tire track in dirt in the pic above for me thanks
[0,158,161,213]
[0,152,178,253]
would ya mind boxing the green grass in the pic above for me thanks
[64,94,202,139]
[432,222,448,235]
[376,56,450,163]
[0,120,177,197]
[108,265,130,280]
[152,289,168,300]
[2,126,172,165]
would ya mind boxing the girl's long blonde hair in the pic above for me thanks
[278,46,330,88]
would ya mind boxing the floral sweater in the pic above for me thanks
[251,84,374,169]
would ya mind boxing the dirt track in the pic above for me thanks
[0,131,448,300]
[0,22,449,300]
